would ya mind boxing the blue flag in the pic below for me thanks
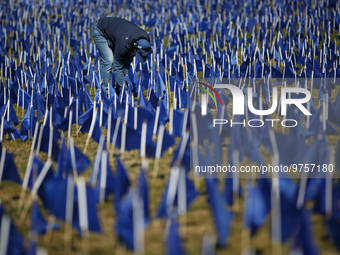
[55,137,72,178]
[0,203,25,255]
[137,169,150,225]
[293,211,319,255]
[156,171,199,218]
[115,190,145,251]
[0,146,22,184]
[2,118,21,140]
[44,176,101,234]
[244,180,271,235]
[20,105,36,141]
[205,178,234,246]
[167,217,186,255]
[115,156,131,211]
[31,200,60,234]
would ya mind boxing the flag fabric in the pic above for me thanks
[244,179,271,235]
[79,107,94,133]
[2,118,21,140]
[156,170,199,218]
[43,175,101,234]
[92,151,116,202]
[172,109,184,138]
[115,156,131,211]
[293,211,319,255]
[115,189,145,251]
[31,200,60,234]
[115,190,135,250]
[18,88,31,109]
[73,145,91,175]
[5,100,19,126]
[0,203,25,255]
[90,114,103,144]
[55,137,72,178]
[33,121,61,161]
[166,217,186,255]
[222,177,242,206]
[0,146,22,184]
[19,105,36,141]
[205,178,234,246]
[137,169,150,225]
[27,155,55,206]
[279,177,305,242]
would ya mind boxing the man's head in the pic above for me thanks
[135,39,152,63]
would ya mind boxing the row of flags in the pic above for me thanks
[0,0,340,254]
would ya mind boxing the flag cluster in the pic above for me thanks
[0,0,340,254]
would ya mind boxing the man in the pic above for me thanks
[91,17,152,96]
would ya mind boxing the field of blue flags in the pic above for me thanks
[0,0,340,254]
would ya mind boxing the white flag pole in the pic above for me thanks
[107,106,112,150]
[91,135,105,187]
[152,124,165,179]
[77,176,90,251]
[68,110,73,139]
[133,191,145,255]
[84,103,97,153]
[153,106,160,137]
[0,147,6,187]
[65,173,75,249]
[232,149,240,211]
[120,122,127,156]
[99,150,108,203]
[0,213,11,255]
[19,159,53,223]
[269,128,281,255]
[17,122,40,213]
[111,116,122,157]
[140,120,147,159]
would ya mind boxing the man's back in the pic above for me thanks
[97,17,150,64]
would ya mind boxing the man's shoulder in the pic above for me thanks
[99,16,120,21]
[99,17,132,25]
